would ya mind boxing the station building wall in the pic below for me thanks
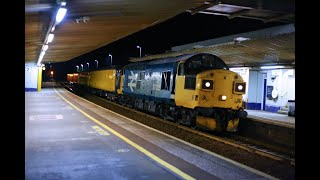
[264,69,295,112]
[246,71,264,110]
[25,62,40,91]
[231,68,295,112]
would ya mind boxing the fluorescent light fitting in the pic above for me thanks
[40,51,46,57]
[61,2,66,6]
[260,65,285,69]
[47,34,54,43]
[43,45,49,51]
[37,51,44,66]
[56,8,67,24]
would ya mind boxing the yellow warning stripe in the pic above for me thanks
[92,126,110,136]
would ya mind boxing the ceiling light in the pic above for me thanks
[43,45,49,51]
[260,66,285,69]
[47,34,54,43]
[40,51,46,57]
[56,7,67,24]
[37,52,45,66]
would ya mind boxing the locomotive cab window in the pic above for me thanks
[184,54,229,75]
[184,75,196,90]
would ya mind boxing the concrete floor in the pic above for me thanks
[25,83,273,179]
[246,109,295,128]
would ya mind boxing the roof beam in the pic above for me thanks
[198,10,230,17]
[228,9,251,19]
[186,1,220,15]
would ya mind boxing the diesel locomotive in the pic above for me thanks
[67,53,247,132]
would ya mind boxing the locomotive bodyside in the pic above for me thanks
[119,55,193,112]
[122,62,178,103]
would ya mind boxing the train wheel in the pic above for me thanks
[190,110,197,129]
[190,119,197,130]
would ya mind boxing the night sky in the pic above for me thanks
[47,12,286,81]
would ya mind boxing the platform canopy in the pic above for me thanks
[130,30,295,68]
[25,0,294,65]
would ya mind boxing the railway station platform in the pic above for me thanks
[25,82,275,179]
[246,109,295,129]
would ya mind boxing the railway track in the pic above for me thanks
[60,82,295,179]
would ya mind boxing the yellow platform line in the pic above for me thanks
[54,88,195,180]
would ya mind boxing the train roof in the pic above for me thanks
[125,53,217,69]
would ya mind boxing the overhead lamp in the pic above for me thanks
[95,60,98,68]
[260,66,285,69]
[47,34,54,43]
[51,26,55,32]
[136,46,142,57]
[56,7,67,24]
[108,54,112,65]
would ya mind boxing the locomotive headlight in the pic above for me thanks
[234,82,246,94]
[202,80,213,90]
[219,95,227,101]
